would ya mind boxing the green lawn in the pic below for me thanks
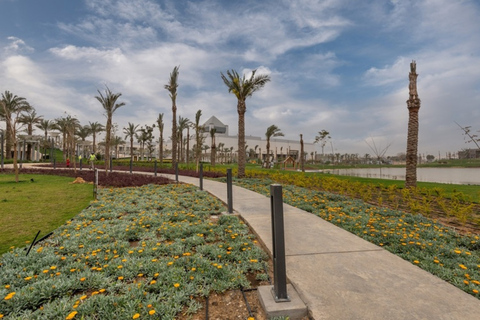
[0,174,93,254]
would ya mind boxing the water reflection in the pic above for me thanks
[324,167,480,185]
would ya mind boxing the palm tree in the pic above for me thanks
[221,69,270,178]
[406,61,421,188]
[76,125,91,141]
[95,86,125,173]
[210,128,216,166]
[165,66,179,169]
[36,119,57,160]
[177,116,189,163]
[300,134,305,172]
[123,122,139,162]
[156,113,164,164]
[87,121,105,153]
[1,91,27,160]
[111,136,126,159]
[64,115,80,169]
[314,130,330,163]
[1,92,31,181]
[265,125,284,168]
[18,109,43,160]
[193,110,205,172]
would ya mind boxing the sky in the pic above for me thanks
[1,0,479,158]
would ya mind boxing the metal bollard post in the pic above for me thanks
[130,158,133,174]
[227,168,233,213]
[80,158,82,171]
[53,158,56,169]
[110,158,113,173]
[94,169,99,200]
[270,184,290,302]
[154,159,157,177]
[199,163,203,190]
[175,163,179,182]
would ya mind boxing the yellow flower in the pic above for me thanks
[150,280,157,285]
[464,280,470,285]
[80,295,87,300]
[132,313,140,319]
[118,276,124,280]
[413,260,419,264]
[473,289,479,294]
[80,277,86,282]
[50,266,57,270]
[174,283,180,288]
[149,310,156,315]
[4,292,15,300]
[99,289,106,293]
[66,311,78,320]
[459,264,468,270]
[24,276,32,281]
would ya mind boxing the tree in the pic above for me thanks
[36,119,57,160]
[136,125,154,160]
[210,128,216,166]
[314,130,330,163]
[265,125,284,168]
[63,115,80,170]
[193,109,205,172]
[165,66,179,169]
[300,134,305,172]
[221,69,270,178]
[156,113,164,164]
[455,121,480,149]
[405,61,421,188]
[18,109,43,160]
[177,116,189,162]
[95,86,125,173]
[123,122,139,162]
[0,92,31,182]
[1,91,27,160]
[76,125,91,141]
[87,121,105,153]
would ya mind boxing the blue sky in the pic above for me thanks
[1,0,480,157]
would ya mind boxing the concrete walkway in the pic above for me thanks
[164,174,480,320]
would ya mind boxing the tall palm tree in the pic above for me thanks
[165,66,179,169]
[64,115,80,169]
[406,61,421,188]
[193,109,205,172]
[1,91,27,160]
[36,119,57,160]
[314,129,330,163]
[300,133,305,172]
[221,69,270,178]
[55,117,68,159]
[88,121,105,153]
[18,109,43,160]
[123,122,139,162]
[156,113,164,164]
[265,125,284,168]
[177,115,190,163]
[210,128,216,166]
[95,86,125,173]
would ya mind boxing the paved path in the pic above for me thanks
[6,165,480,319]
[163,174,480,320]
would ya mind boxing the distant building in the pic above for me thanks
[458,149,480,159]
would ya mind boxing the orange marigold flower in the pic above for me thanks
[132,313,140,319]
[4,292,15,300]
[174,283,180,288]
[149,310,156,315]
[66,311,78,319]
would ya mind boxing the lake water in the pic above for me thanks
[324,167,480,185]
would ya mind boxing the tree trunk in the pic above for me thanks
[186,127,190,165]
[405,61,421,188]
[105,118,111,174]
[300,134,305,172]
[266,139,270,168]
[172,105,177,169]
[237,100,246,178]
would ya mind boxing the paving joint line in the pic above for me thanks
[286,248,384,257]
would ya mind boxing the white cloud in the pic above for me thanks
[4,37,34,55]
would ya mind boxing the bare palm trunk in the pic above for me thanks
[300,134,305,172]
[186,127,190,165]
[266,140,270,168]
[105,119,111,174]
[405,61,421,188]
[172,108,177,169]
[237,100,246,178]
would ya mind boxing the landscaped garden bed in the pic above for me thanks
[0,184,269,319]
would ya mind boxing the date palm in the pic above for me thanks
[1,91,27,160]
[76,125,91,141]
[221,69,270,178]
[210,128,216,166]
[193,110,205,172]
[178,115,190,163]
[36,119,57,159]
[87,121,105,153]
[156,113,164,163]
[165,66,179,169]
[123,122,139,162]
[18,109,43,160]
[265,125,284,168]
[95,86,125,173]
[406,61,421,188]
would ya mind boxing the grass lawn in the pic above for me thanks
[0,174,93,255]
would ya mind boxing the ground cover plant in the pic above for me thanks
[230,178,480,299]
[0,174,92,255]
[0,184,269,319]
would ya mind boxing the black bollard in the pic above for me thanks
[130,158,133,174]
[175,163,179,182]
[199,163,203,190]
[227,168,233,213]
[270,184,290,302]
[154,159,157,177]
[53,158,56,169]
[80,158,82,171]
[110,158,113,173]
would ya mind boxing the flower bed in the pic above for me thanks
[231,178,480,299]
[0,184,268,319]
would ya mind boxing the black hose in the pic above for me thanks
[25,230,41,256]
[33,232,53,246]
[240,287,254,318]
